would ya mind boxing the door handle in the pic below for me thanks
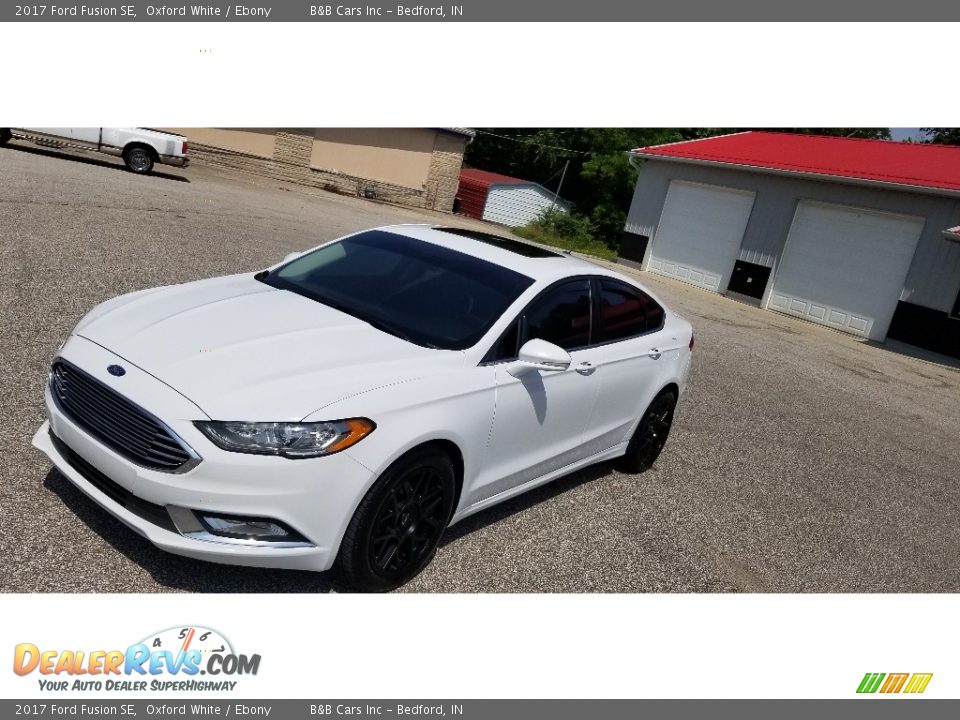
[647,348,662,360]
[575,361,596,375]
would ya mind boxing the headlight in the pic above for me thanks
[194,418,375,458]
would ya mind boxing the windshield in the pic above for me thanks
[259,230,535,350]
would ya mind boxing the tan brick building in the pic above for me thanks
[161,128,474,212]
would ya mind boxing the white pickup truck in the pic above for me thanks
[0,127,189,174]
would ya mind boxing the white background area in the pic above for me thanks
[0,23,955,128]
[1,594,956,698]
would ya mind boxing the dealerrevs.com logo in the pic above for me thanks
[13,626,261,692]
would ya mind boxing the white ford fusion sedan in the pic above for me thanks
[33,225,693,590]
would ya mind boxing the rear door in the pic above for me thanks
[581,279,675,455]
[71,128,102,144]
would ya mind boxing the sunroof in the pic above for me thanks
[435,227,562,258]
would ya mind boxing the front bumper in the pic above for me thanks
[33,342,376,573]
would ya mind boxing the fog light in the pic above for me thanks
[198,513,297,542]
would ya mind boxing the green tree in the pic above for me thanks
[465,128,683,248]
[677,128,891,141]
[922,128,960,145]
[769,128,890,139]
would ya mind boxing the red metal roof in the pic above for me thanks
[631,131,960,195]
[455,168,529,219]
[459,168,528,187]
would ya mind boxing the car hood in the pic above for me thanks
[75,274,461,420]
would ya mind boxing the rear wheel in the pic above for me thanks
[0,129,11,145]
[618,390,677,474]
[338,447,457,592]
[123,145,154,174]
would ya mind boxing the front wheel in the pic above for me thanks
[123,145,154,174]
[337,447,457,592]
[0,129,11,145]
[618,390,677,474]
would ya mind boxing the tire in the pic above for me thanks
[338,447,457,592]
[0,129,11,145]
[123,145,155,174]
[618,390,677,474]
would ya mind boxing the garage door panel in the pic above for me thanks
[770,201,923,341]
[649,181,755,293]
[769,291,873,335]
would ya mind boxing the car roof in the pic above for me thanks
[378,224,612,284]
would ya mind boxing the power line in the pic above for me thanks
[473,129,592,157]
[537,166,564,188]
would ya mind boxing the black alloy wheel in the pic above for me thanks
[338,447,456,592]
[618,390,677,474]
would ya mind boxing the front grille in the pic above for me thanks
[50,360,198,473]
[50,430,178,533]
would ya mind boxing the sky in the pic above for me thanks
[891,128,926,142]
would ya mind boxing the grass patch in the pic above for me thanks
[512,224,617,260]
[512,208,617,260]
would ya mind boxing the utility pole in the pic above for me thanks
[552,158,569,209]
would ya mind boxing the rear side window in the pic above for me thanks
[523,280,592,350]
[598,280,665,342]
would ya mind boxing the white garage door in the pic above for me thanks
[648,180,756,292]
[768,201,924,341]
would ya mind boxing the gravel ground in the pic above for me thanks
[2,141,958,593]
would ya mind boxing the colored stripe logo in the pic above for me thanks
[857,673,933,694]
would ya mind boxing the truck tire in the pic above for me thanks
[0,129,11,145]
[123,145,155,174]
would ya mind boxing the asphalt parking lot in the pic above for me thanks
[2,142,958,593]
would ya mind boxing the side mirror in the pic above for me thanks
[282,251,300,263]
[507,339,572,377]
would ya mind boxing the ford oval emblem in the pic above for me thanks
[107,365,126,377]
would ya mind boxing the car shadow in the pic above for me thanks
[4,143,190,183]
[43,460,618,594]
[439,462,614,546]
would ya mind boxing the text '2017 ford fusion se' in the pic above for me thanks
[33,225,693,591]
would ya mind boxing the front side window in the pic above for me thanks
[598,280,665,342]
[523,280,592,351]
